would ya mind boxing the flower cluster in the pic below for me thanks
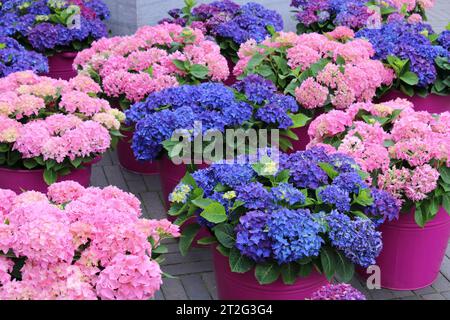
[0,71,124,183]
[234,30,394,115]
[74,23,229,108]
[125,75,299,161]
[291,0,434,34]
[310,283,366,300]
[0,182,179,300]
[162,0,283,60]
[308,99,450,225]
[170,147,396,285]
[0,0,109,53]
[356,20,449,95]
[0,36,48,77]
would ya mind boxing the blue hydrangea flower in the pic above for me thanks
[268,208,325,264]
[327,211,382,267]
[364,188,400,223]
[236,182,273,210]
[319,185,351,212]
[271,183,306,205]
[235,210,272,262]
[332,172,367,194]
[211,162,256,189]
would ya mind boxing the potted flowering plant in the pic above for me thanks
[0,36,48,77]
[169,147,398,300]
[291,0,435,34]
[0,181,180,300]
[125,75,303,207]
[356,20,450,113]
[0,0,110,80]
[308,99,450,290]
[74,23,230,175]
[161,0,284,65]
[310,283,366,300]
[0,71,124,193]
[234,29,394,150]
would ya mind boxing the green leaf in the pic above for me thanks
[399,71,419,86]
[354,188,374,206]
[255,262,281,285]
[443,194,450,215]
[298,263,313,278]
[200,202,227,224]
[172,59,187,71]
[334,251,355,283]
[190,64,209,79]
[281,263,300,285]
[191,198,214,209]
[43,169,57,185]
[152,245,168,254]
[320,247,336,281]
[70,158,83,168]
[318,162,339,179]
[290,113,311,129]
[229,247,254,273]
[216,244,231,257]
[197,237,217,245]
[414,205,426,228]
[213,224,235,248]
[246,53,266,71]
[23,159,38,170]
[179,223,201,256]
[439,167,450,184]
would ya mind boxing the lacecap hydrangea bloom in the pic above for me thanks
[161,0,284,60]
[234,28,394,119]
[125,75,300,162]
[356,20,449,95]
[0,0,109,53]
[169,147,396,285]
[0,36,48,77]
[308,99,450,226]
[0,181,179,300]
[74,23,229,109]
[0,71,124,184]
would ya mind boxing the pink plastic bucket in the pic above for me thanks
[117,130,160,175]
[213,248,329,300]
[290,125,311,152]
[378,90,450,114]
[0,165,92,194]
[373,207,450,290]
[43,52,78,81]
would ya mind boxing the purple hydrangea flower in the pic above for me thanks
[271,183,306,205]
[311,283,366,300]
[236,182,274,210]
[364,188,400,223]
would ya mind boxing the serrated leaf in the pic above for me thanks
[179,223,201,256]
[43,169,57,185]
[281,263,300,285]
[255,262,281,285]
[229,247,254,273]
[200,202,227,224]
[213,223,235,248]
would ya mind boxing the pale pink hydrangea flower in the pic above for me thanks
[295,78,329,109]
[308,110,353,141]
[327,26,355,41]
[60,91,111,116]
[0,257,13,286]
[48,181,86,205]
[0,115,22,143]
[404,164,440,202]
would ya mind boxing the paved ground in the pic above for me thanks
[89,0,450,301]
[90,151,450,300]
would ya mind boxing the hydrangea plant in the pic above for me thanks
[0,36,48,77]
[0,0,109,54]
[75,23,229,110]
[161,0,284,62]
[169,147,399,285]
[308,99,450,226]
[310,283,366,300]
[356,20,449,97]
[0,71,124,184]
[234,29,394,125]
[125,75,306,161]
[0,181,180,300]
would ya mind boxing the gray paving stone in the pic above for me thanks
[441,291,450,299]
[154,290,165,300]
[143,174,163,191]
[413,286,437,296]
[440,257,450,281]
[368,289,396,300]
[401,295,421,300]
[391,290,416,299]
[163,260,214,276]
[421,293,445,300]
[90,166,108,187]
[126,179,148,194]
[202,272,218,300]
[432,273,450,292]
[161,278,188,300]
[163,249,212,266]
[121,168,145,182]
[181,275,212,300]
[103,165,128,190]
[140,192,166,219]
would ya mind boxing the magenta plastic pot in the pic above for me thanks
[213,249,329,300]
[373,207,450,290]
[117,130,160,175]
[378,90,450,114]
[0,165,92,194]
[289,125,311,152]
[42,52,78,81]
[223,58,237,86]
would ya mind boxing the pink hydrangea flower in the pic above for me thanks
[295,78,329,109]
